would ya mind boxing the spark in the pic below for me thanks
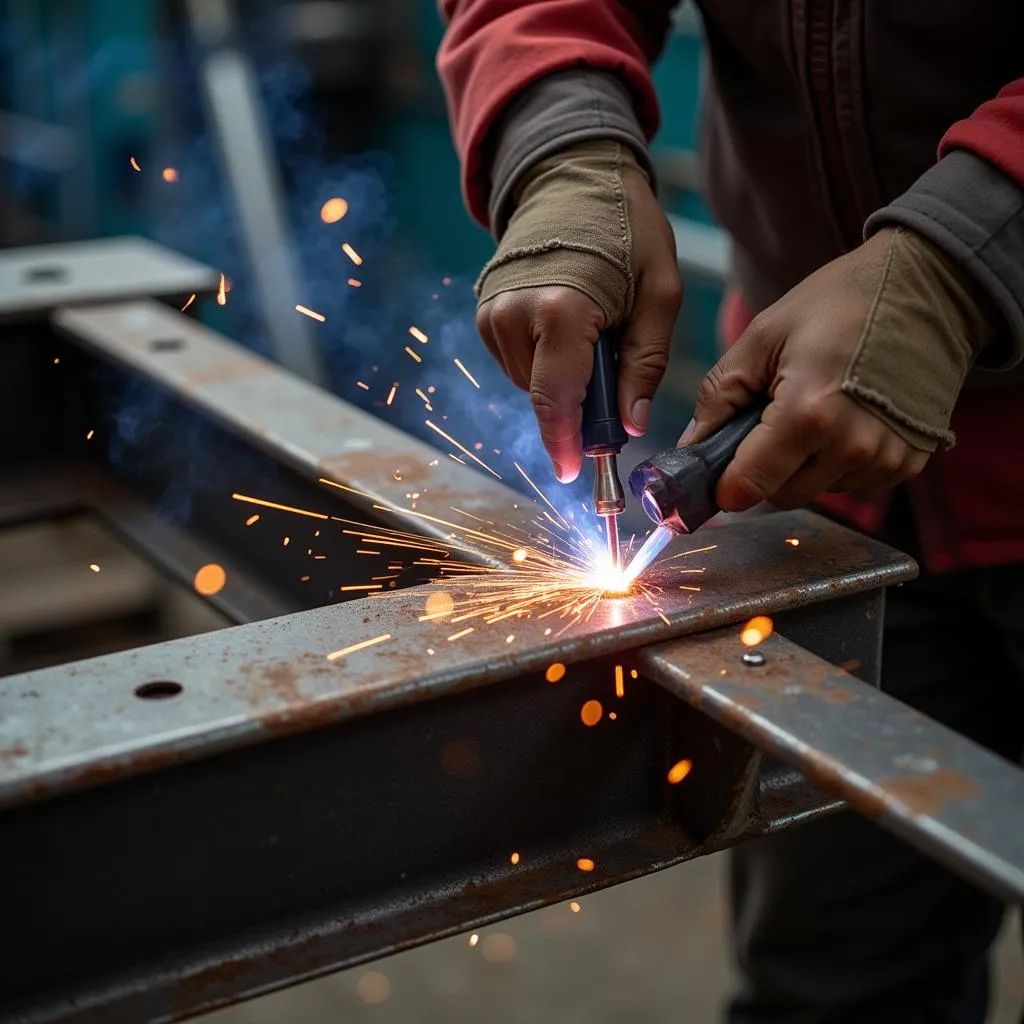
[347,277,361,287]
[448,627,474,641]
[217,273,227,306]
[786,537,800,546]
[356,549,380,556]
[356,380,370,390]
[512,548,528,562]
[580,699,603,726]
[53,357,60,364]
[409,326,429,344]
[415,388,433,409]
[425,420,502,479]
[232,493,329,520]
[386,383,398,406]
[570,902,581,913]
[89,563,100,572]
[340,583,382,592]
[468,934,479,947]
[245,514,260,526]
[630,669,638,679]
[194,563,226,596]
[513,463,570,532]
[341,242,362,265]
[283,537,290,546]
[130,156,141,172]
[404,345,422,363]
[614,665,624,697]
[161,167,178,182]
[86,429,94,440]
[326,633,392,661]
[510,852,520,865]
[577,858,595,872]
[667,758,693,784]
[741,615,773,646]
[506,634,515,643]
[321,197,348,223]
[296,304,325,322]
[453,358,480,388]
[180,293,196,312]
[545,663,566,683]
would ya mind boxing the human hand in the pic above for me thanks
[684,226,995,511]
[475,140,681,482]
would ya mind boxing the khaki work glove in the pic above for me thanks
[684,226,1000,512]
[476,140,681,483]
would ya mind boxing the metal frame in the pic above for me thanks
[2,238,1023,1024]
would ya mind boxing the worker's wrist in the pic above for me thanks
[842,226,995,451]
[476,140,645,322]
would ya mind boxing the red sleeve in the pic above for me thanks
[939,79,1024,188]
[436,0,675,226]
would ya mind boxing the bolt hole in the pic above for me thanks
[149,338,185,352]
[23,264,69,284]
[135,681,183,700]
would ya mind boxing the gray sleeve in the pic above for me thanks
[864,149,1024,369]
[488,68,654,238]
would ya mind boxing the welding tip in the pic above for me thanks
[592,452,625,517]
[604,513,622,572]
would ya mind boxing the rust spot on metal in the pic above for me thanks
[881,767,981,818]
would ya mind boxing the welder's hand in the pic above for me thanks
[475,140,681,482]
[683,226,999,511]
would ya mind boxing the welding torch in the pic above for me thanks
[582,330,629,571]
[629,395,770,536]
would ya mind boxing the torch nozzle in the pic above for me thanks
[592,452,625,572]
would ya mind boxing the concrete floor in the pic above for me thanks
[203,852,1024,1024]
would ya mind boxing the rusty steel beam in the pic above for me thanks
[0,510,906,1024]
[642,631,1024,903]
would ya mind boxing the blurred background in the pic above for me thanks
[1,1,1021,1020]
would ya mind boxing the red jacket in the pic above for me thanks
[438,1,1024,573]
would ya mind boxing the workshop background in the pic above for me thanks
[1,1,1022,1021]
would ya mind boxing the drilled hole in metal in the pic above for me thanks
[135,681,183,700]
[149,338,185,352]
[23,264,69,284]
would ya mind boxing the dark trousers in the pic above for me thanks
[727,516,1024,1023]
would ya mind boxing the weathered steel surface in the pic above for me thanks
[0,509,913,810]
[641,629,1024,902]
[0,238,218,322]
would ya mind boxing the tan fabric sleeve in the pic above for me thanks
[842,226,1001,452]
[475,140,646,325]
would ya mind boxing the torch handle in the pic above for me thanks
[582,330,628,455]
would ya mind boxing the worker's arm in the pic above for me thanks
[687,80,1024,512]
[437,1,681,483]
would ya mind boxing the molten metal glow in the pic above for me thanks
[667,758,693,784]
[321,197,348,223]
[194,563,226,596]
[580,699,603,726]
[741,615,774,646]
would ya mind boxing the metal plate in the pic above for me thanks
[0,238,219,321]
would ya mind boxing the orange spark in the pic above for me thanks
[786,537,800,546]
[296,304,325,322]
[423,591,455,618]
[570,902,581,913]
[356,380,369,390]
[545,662,566,683]
[454,358,480,388]
[506,634,515,643]
[180,293,196,312]
[130,156,141,172]
[510,852,520,865]
[321,197,348,223]
[86,429,94,440]
[347,277,362,287]
[405,345,422,363]
[614,664,624,698]
[161,167,179,182]
[339,583,383,592]
[326,633,392,661]
[194,563,227,596]
[630,668,638,679]
[89,563,101,573]
[425,420,502,479]
[468,934,479,947]
[580,699,603,727]
[409,326,429,344]
[245,514,260,526]
[386,383,398,406]
[216,273,227,306]
[448,627,474,641]
[341,242,363,265]
[667,758,693,784]
[741,615,774,647]
[512,548,528,563]
[577,858,595,872]
[232,493,329,520]
[282,537,290,546]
